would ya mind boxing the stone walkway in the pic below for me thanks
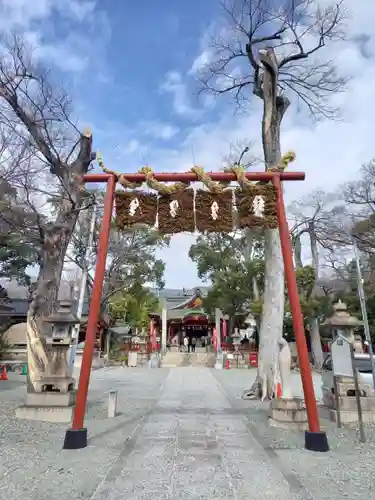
[1,367,374,499]
[91,368,307,500]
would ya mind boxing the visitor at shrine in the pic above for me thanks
[191,336,197,352]
[183,335,189,352]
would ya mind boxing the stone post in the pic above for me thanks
[214,308,223,369]
[108,390,118,418]
[161,300,167,353]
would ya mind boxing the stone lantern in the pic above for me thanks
[41,300,78,393]
[322,299,363,346]
[16,301,77,423]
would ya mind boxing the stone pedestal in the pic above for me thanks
[329,397,375,424]
[269,398,308,430]
[128,351,138,367]
[148,352,160,368]
[16,391,76,423]
[214,352,223,370]
[324,376,375,425]
[33,376,75,393]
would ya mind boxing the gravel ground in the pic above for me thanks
[0,367,374,499]
[0,367,170,500]
[213,368,375,500]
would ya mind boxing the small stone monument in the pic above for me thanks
[321,303,375,424]
[16,301,77,423]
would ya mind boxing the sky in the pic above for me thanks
[2,0,375,289]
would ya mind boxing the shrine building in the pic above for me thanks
[148,288,214,346]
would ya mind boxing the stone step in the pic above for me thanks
[161,352,216,368]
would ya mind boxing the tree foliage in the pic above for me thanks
[0,178,38,287]
[189,232,264,322]
[108,286,160,330]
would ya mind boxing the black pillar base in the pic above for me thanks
[63,428,88,450]
[304,430,329,452]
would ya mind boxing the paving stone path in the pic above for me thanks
[4,367,371,500]
[91,367,309,500]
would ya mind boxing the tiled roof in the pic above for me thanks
[0,298,29,316]
[0,298,91,317]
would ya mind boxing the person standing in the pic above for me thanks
[191,336,197,352]
[183,335,189,352]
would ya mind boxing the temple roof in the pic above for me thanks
[169,288,203,310]
[167,308,208,321]
[149,288,209,321]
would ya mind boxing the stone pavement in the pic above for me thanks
[91,367,306,500]
[0,367,374,499]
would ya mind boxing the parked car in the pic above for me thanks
[321,353,375,398]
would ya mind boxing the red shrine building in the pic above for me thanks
[149,288,214,347]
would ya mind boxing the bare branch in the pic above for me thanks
[195,0,347,118]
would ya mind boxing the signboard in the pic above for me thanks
[331,334,353,377]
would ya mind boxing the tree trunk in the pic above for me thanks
[309,316,323,370]
[27,217,77,387]
[293,234,303,269]
[27,134,93,390]
[258,229,285,398]
[308,224,324,370]
[244,48,289,400]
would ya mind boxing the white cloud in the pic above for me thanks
[0,0,96,28]
[56,0,96,22]
[156,234,202,289]
[159,71,200,118]
[123,140,141,155]
[143,122,180,141]
[143,0,375,287]
[0,0,110,75]
[37,41,89,72]
[189,49,214,75]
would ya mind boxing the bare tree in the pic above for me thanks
[289,190,339,368]
[0,33,95,389]
[196,0,346,399]
[221,139,257,168]
[343,161,375,254]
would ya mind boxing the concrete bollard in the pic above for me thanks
[108,390,118,418]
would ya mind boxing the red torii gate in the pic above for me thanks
[63,170,329,453]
